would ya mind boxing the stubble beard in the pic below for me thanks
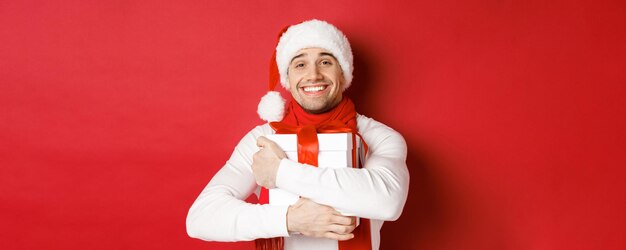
[296,93,342,114]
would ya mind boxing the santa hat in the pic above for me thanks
[257,19,354,122]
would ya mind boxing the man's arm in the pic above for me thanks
[186,125,357,241]
[186,126,290,241]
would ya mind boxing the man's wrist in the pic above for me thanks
[286,203,302,235]
[286,205,294,233]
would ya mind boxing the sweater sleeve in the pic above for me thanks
[186,125,290,241]
[274,116,409,221]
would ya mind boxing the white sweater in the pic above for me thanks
[186,114,409,250]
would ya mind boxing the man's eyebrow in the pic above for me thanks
[319,52,337,59]
[290,53,306,63]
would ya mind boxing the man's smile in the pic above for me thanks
[299,83,331,97]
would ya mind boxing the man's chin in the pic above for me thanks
[297,96,343,114]
[301,103,334,114]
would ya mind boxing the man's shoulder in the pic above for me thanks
[249,123,275,136]
[232,123,275,146]
[239,123,275,141]
[356,114,399,134]
[356,114,405,146]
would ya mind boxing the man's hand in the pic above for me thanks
[252,136,287,189]
[287,198,357,241]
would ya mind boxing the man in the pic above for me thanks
[187,19,409,250]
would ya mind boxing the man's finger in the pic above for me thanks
[327,224,356,235]
[256,136,270,148]
[323,232,354,241]
[330,214,354,225]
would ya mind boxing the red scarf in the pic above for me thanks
[255,96,372,250]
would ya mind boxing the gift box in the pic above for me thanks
[265,133,361,214]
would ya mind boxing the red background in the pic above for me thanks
[1,0,625,249]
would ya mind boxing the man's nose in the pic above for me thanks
[305,65,324,81]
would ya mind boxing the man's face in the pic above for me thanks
[287,47,345,114]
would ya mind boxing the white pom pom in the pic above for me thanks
[257,91,286,122]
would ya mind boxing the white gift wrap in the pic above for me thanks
[265,133,361,215]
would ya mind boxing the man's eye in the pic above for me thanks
[295,63,305,68]
[321,60,332,65]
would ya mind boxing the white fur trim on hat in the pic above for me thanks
[276,19,353,91]
[257,91,286,122]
